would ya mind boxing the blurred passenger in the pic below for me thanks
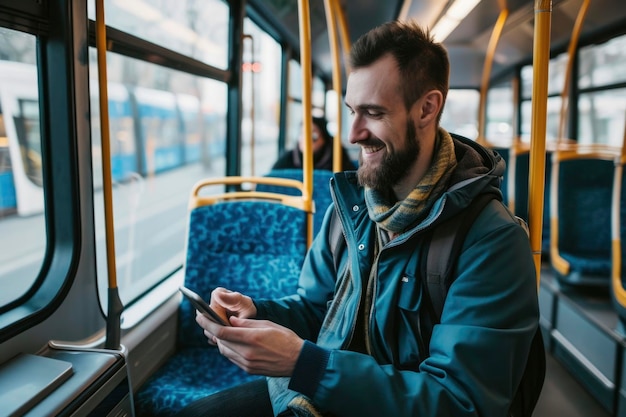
[272,116,357,171]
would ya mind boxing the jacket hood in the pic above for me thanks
[439,133,504,218]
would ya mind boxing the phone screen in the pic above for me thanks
[179,286,229,326]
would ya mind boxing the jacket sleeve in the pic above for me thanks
[288,208,539,417]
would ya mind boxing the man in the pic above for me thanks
[180,20,538,417]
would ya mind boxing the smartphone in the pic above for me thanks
[179,286,229,326]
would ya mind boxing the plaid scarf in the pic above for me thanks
[365,128,457,233]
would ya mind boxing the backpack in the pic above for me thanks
[328,193,546,417]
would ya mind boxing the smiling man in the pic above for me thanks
[178,20,540,417]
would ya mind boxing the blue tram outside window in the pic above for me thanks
[0,28,46,308]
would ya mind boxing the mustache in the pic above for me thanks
[358,138,385,148]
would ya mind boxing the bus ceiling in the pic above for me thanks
[249,0,626,89]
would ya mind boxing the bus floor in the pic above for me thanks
[535,262,614,417]
[534,348,610,417]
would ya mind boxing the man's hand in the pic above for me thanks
[196,314,304,377]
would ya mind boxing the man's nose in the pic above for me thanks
[348,117,368,144]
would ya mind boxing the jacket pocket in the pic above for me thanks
[397,274,420,311]
[395,273,425,368]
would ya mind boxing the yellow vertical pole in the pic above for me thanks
[556,0,590,142]
[298,0,314,246]
[612,111,626,305]
[96,0,124,349]
[324,0,343,172]
[334,0,352,75]
[477,3,508,144]
[528,0,552,285]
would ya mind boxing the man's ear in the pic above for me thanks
[416,90,443,128]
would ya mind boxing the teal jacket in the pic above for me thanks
[255,134,539,417]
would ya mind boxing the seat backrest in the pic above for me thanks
[179,199,308,347]
[552,154,615,285]
[258,169,334,237]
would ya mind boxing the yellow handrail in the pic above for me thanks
[324,0,345,172]
[477,3,509,145]
[611,110,626,305]
[190,176,309,212]
[335,0,352,75]
[96,0,124,349]
[556,0,590,143]
[298,0,314,245]
[528,0,552,286]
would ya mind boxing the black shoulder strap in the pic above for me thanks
[426,193,497,321]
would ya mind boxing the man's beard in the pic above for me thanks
[357,121,420,191]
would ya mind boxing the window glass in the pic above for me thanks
[288,59,302,102]
[0,28,46,307]
[286,59,303,152]
[486,82,515,146]
[441,89,479,140]
[578,89,626,146]
[579,34,626,89]
[520,96,562,144]
[89,49,227,309]
[286,100,303,152]
[312,76,325,112]
[87,0,229,69]
[284,63,327,157]
[521,53,569,99]
[241,18,281,177]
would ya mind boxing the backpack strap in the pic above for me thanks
[426,193,497,321]
[425,194,544,417]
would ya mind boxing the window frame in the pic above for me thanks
[0,0,84,342]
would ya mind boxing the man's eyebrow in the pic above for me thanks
[345,103,387,112]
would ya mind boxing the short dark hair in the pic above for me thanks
[312,116,332,143]
[349,20,449,121]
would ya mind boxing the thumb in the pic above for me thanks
[212,288,256,318]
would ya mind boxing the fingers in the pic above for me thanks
[210,321,304,376]
[211,287,257,319]
[196,311,226,345]
[204,329,218,345]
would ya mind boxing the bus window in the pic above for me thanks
[15,99,42,186]
[0,28,46,308]
[177,94,202,165]
[520,54,568,143]
[578,34,626,146]
[286,59,303,152]
[241,17,282,177]
[486,82,515,146]
[441,89,480,140]
[520,96,562,144]
[579,34,626,89]
[87,0,229,70]
[89,49,228,311]
[578,89,626,146]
